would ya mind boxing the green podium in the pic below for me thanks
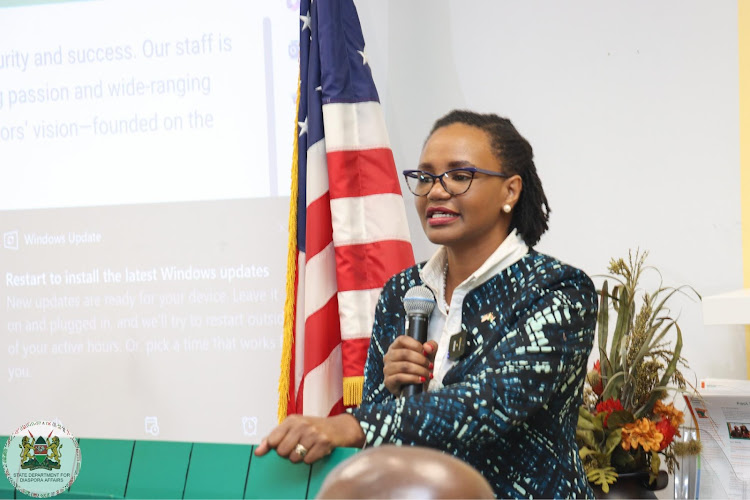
[0,437,358,499]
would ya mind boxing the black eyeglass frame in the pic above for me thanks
[402,166,510,196]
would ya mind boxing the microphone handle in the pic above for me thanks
[402,382,422,398]
[401,313,429,398]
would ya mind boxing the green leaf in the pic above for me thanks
[604,429,623,456]
[579,405,596,421]
[576,429,598,449]
[600,288,635,403]
[578,447,600,460]
[611,447,637,471]
[649,451,661,485]
[587,467,618,493]
[608,286,632,382]
[578,406,605,431]
[597,280,610,380]
[635,323,683,419]
[628,317,667,371]
[577,417,597,431]
[601,371,626,401]
[648,284,701,328]
[611,285,621,312]
[650,451,660,474]
[606,410,634,429]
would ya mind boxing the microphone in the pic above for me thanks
[400,285,436,398]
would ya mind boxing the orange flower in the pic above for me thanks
[653,400,684,433]
[621,418,663,452]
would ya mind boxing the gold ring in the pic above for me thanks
[294,443,308,458]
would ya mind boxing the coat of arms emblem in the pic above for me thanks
[20,432,63,470]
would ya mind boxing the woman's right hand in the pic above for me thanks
[382,336,437,396]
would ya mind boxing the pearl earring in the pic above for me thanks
[502,204,512,214]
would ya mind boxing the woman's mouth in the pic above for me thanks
[426,209,459,226]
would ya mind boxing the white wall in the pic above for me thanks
[356,0,747,382]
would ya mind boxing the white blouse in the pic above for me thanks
[419,229,529,390]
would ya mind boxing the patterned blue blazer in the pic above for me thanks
[350,250,597,499]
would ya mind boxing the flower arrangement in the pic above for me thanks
[576,250,700,493]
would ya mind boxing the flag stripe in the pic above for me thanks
[302,344,344,416]
[338,288,382,340]
[293,252,306,399]
[304,296,342,369]
[330,194,412,246]
[334,240,414,292]
[305,193,333,258]
[322,102,391,151]
[327,148,403,198]
[303,242,338,320]
[341,338,371,378]
[305,139,329,207]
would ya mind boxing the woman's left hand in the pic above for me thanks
[254,414,366,464]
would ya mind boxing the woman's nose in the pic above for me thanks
[426,177,451,199]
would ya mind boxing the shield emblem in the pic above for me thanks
[34,436,48,464]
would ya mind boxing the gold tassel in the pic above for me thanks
[343,376,365,407]
[277,75,302,423]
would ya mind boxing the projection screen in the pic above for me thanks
[1,0,299,443]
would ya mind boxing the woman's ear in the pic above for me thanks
[503,174,523,209]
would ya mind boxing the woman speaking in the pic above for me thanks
[255,110,597,499]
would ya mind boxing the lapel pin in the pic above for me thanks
[481,312,496,323]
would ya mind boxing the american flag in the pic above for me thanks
[278,0,415,419]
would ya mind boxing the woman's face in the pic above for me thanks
[415,123,513,255]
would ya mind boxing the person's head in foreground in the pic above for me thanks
[315,445,495,499]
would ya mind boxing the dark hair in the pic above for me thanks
[428,110,550,247]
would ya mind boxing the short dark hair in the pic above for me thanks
[428,110,550,247]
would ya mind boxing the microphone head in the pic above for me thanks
[403,285,436,317]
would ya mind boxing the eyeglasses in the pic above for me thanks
[402,167,510,196]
